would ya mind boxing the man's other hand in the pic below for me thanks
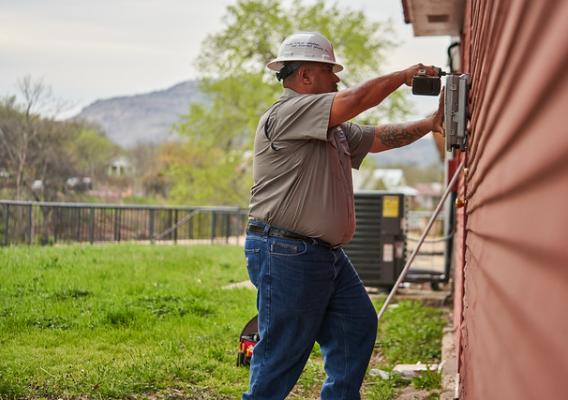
[432,88,445,135]
[430,90,446,159]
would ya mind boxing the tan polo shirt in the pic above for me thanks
[249,88,375,246]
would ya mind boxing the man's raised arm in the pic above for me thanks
[329,63,439,128]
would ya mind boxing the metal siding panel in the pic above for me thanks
[458,0,568,399]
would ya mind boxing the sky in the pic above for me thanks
[0,0,450,117]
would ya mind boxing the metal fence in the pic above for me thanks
[0,200,249,246]
[407,210,445,235]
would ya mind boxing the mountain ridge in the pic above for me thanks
[75,80,205,148]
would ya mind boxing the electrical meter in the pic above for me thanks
[445,74,470,152]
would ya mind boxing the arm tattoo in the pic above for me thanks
[379,123,427,149]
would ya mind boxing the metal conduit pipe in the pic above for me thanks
[377,159,465,323]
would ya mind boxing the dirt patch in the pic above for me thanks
[222,280,255,290]
[395,386,436,399]
[440,320,458,399]
[130,387,232,400]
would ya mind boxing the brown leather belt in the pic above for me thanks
[246,222,338,249]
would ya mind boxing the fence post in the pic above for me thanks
[149,209,155,244]
[53,207,58,243]
[3,204,9,246]
[210,211,216,244]
[173,209,178,244]
[89,208,95,244]
[188,209,193,239]
[114,209,121,242]
[76,207,82,242]
[38,205,45,245]
[225,213,230,244]
[167,209,173,242]
[27,204,33,245]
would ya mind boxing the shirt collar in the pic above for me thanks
[281,88,301,99]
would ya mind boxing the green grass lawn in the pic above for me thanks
[0,244,445,399]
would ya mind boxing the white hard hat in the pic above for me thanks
[267,32,344,73]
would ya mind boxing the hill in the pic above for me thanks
[75,81,205,148]
[371,134,442,167]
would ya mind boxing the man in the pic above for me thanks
[244,32,443,400]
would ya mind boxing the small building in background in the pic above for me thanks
[107,156,133,176]
[352,168,418,196]
[414,182,443,210]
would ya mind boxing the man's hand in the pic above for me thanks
[403,64,440,86]
[431,88,445,135]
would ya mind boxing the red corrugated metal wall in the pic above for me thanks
[456,1,568,399]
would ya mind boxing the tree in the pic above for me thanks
[128,143,171,199]
[0,77,116,202]
[0,76,49,199]
[67,124,118,181]
[167,0,410,206]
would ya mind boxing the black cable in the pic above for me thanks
[447,42,461,73]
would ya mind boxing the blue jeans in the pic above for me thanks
[242,225,378,400]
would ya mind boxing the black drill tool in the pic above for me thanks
[412,67,447,96]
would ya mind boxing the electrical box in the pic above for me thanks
[343,192,407,288]
[445,74,470,151]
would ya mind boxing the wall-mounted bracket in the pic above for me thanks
[445,74,470,152]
